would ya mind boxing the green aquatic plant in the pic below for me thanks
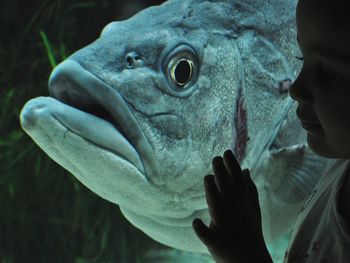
[40,31,58,68]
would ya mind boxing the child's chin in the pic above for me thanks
[307,135,341,159]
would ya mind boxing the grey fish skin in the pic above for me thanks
[19,0,334,258]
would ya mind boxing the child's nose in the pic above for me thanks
[289,82,301,101]
[289,75,313,105]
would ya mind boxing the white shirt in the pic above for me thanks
[283,159,350,263]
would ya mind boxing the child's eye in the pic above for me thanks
[320,65,344,87]
[295,56,304,61]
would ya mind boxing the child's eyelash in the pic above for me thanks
[295,35,303,61]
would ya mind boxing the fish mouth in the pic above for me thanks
[48,59,162,185]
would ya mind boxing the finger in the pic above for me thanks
[243,169,261,212]
[192,218,217,247]
[212,156,235,201]
[204,174,229,226]
[223,150,246,200]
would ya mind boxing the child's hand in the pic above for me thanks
[192,150,273,263]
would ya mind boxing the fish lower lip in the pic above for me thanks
[301,121,321,130]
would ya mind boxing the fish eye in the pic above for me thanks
[162,44,199,91]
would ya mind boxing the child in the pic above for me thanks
[192,0,350,262]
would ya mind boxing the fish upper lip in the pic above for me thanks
[48,59,163,185]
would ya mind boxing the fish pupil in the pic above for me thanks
[174,60,192,86]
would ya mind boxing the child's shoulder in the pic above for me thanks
[337,160,350,227]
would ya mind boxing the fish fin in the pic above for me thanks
[254,143,332,243]
[268,144,328,204]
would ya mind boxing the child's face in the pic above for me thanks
[289,0,350,159]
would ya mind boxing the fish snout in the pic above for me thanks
[48,59,163,185]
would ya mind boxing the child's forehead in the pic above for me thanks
[296,0,350,60]
[297,0,348,24]
[296,0,350,40]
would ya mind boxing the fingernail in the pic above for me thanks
[205,174,213,179]
[225,149,231,155]
[213,156,221,163]
[244,169,251,179]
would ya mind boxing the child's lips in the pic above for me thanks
[301,121,322,131]
[296,107,321,129]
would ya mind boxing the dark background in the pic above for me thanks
[0,1,185,262]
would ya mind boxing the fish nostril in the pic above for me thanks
[125,51,143,69]
[126,55,134,68]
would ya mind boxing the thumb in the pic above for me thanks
[192,218,217,247]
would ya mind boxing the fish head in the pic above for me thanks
[20,1,243,216]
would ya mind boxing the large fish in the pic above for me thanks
[20,0,334,260]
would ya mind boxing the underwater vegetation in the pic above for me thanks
[0,1,189,262]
